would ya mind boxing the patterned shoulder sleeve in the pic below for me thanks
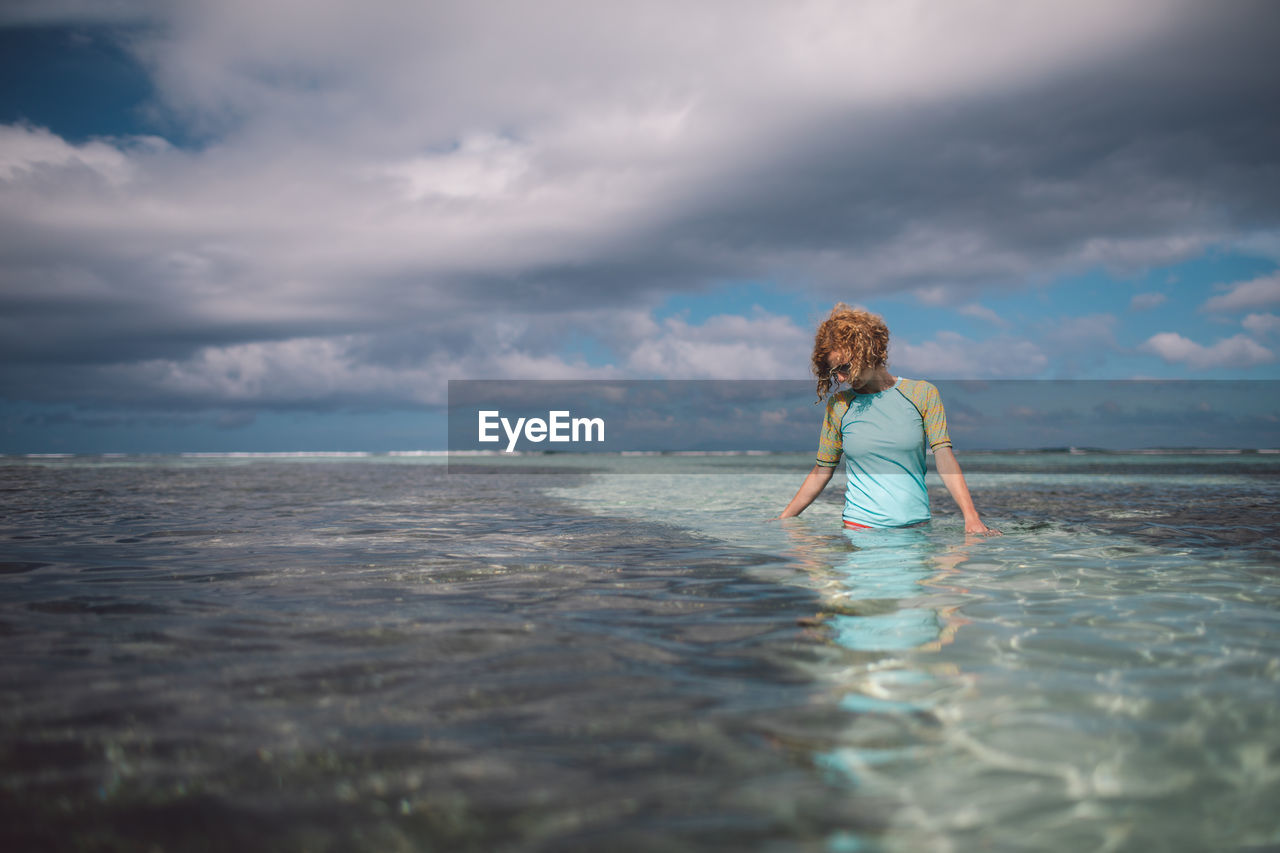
[897,379,952,450]
[816,392,850,467]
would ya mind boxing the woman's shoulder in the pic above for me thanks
[894,377,939,393]
[893,378,944,407]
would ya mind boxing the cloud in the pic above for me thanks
[1043,313,1117,347]
[958,303,1010,327]
[892,331,1048,378]
[0,1,162,25]
[1242,312,1280,338]
[1140,332,1275,369]
[0,124,166,184]
[1,0,1279,418]
[123,1,1197,141]
[889,313,1123,380]
[624,311,810,379]
[1130,292,1167,311]
[1034,313,1118,376]
[1202,272,1280,313]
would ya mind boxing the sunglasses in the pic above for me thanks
[827,361,853,378]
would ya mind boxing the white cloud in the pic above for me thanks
[109,332,620,408]
[1242,313,1280,338]
[1130,291,1166,311]
[381,133,532,202]
[913,286,954,307]
[135,1,1181,139]
[1202,272,1280,313]
[116,337,448,406]
[0,124,165,185]
[959,303,1010,327]
[892,331,1048,378]
[1140,332,1274,369]
[625,311,810,379]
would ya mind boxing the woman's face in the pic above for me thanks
[825,351,854,383]
[826,351,878,390]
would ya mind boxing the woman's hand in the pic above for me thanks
[965,518,1001,536]
[934,447,1000,537]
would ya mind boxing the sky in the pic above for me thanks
[1,0,1279,452]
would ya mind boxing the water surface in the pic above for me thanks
[1,451,1277,851]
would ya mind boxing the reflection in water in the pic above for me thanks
[826,532,944,733]
[781,522,983,848]
[782,522,971,654]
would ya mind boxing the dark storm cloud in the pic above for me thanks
[634,5,1280,299]
[374,2,1280,309]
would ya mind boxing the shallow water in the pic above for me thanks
[556,453,1280,850]
[1,452,1278,851]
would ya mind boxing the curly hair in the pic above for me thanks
[811,303,889,400]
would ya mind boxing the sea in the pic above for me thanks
[1,450,1277,852]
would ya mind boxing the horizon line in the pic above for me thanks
[5,447,1279,459]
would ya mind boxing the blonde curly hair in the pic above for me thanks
[811,303,889,400]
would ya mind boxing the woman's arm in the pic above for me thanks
[933,447,1000,536]
[778,464,837,518]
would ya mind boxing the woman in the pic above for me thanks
[779,304,998,535]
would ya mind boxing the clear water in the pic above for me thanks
[1,452,1277,851]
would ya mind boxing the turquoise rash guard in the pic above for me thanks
[814,378,953,528]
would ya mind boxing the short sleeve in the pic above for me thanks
[816,393,849,466]
[898,379,952,450]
